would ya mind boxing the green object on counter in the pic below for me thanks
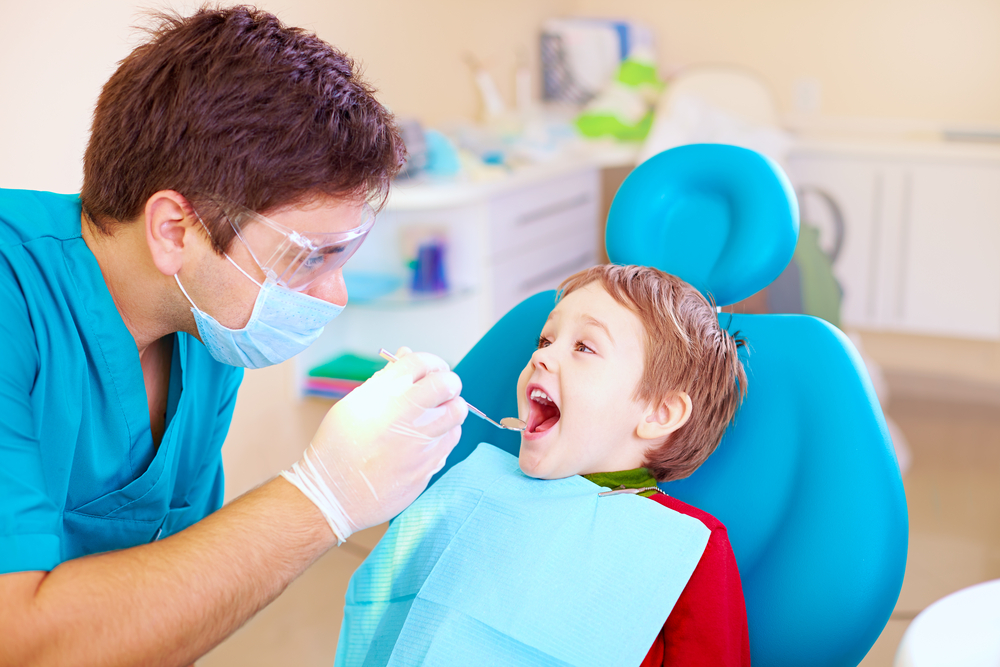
[576,110,655,142]
[617,59,660,87]
[309,352,387,381]
[574,55,664,142]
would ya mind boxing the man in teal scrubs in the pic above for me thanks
[0,7,466,665]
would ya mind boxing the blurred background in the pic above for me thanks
[2,0,999,665]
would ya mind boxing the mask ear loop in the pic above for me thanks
[174,204,258,313]
[191,205,265,288]
[174,273,200,309]
[192,203,268,289]
[224,254,263,288]
[174,254,262,316]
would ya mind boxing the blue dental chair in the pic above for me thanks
[435,144,909,667]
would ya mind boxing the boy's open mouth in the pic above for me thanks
[526,384,561,435]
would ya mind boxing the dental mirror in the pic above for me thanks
[377,349,526,432]
[500,417,527,430]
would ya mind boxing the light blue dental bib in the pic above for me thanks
[336,444,711,667]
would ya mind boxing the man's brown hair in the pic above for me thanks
[81,5,404,253]
[558,265,747,482]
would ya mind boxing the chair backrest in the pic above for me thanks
[440,144,908,667]
[660,65,780,127]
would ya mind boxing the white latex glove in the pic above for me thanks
[282,348,468,544]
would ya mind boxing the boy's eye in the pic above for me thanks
[536,336,551,349]
[575,341,594,354]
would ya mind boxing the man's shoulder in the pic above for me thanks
[648,492,728,534]
[0,189,82,248]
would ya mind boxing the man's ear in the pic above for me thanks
[144,190,201,277]
[637,391,693,441]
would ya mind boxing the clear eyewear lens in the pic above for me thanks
[217,201,375,291]
[279,232,370,290]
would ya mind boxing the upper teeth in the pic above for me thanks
[530,388,554,404]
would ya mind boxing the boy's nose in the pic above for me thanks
[531,347,556,373]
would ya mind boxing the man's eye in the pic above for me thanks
[302,255,326,269]
[303,246,347,269]
[536,336,551,349]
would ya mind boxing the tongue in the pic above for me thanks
[534,415,560,432]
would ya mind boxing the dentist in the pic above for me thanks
[0,7,466,666]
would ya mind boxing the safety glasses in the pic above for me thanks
[212,200,375,292]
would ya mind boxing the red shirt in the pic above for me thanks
[640,493,751,667]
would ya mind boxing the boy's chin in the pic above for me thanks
[517,451,544,478]
[517,450,574,480]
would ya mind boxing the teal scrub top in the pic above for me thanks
[0,188,244,574]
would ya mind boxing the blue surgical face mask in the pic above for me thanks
[174,254,343,369]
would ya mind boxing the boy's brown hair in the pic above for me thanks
[81,5,404,254]
[558,265,746,482]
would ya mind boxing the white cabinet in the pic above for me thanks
[784,155,883,328]
[900,164,1000,339]
[293,164,601,393]
[787,143,1000,340]
[487,170,599,318]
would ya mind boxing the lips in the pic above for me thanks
[525,383,561,435]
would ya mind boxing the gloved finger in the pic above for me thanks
[403,370,462,410]
[389,350,451,383]
[424,425,462,477]
[394,346,413,357]
[363,352,442,398]
[383,399,461,449]
[404,396,468,443]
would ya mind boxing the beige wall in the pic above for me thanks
[572,0,1000,126]
[282,0,568,126]
[0,0,168,194]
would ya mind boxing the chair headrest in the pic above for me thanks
[606,144,799,306]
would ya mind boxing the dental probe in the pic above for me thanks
[377,349,526,432]
[597,486,662,497]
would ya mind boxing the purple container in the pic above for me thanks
[411,239,448,294]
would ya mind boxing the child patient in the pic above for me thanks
[516,264,749,666]
[338,264,749,667]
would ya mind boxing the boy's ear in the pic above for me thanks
[637,391,692,441]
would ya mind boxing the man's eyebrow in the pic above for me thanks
[582,315,614,344]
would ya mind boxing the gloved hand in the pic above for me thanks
[282,348,468,545]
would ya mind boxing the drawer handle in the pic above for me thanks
[515,193,591,227]
[518,251,595,292]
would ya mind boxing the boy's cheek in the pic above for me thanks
[514,364,532,418]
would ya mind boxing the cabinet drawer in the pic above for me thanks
[491,231,597,319]
[488,170,599,256]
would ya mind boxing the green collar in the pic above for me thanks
[582,468,661,497]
